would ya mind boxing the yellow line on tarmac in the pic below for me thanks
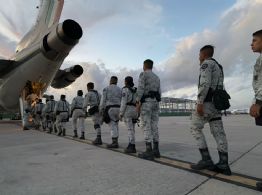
[39,130,260,191]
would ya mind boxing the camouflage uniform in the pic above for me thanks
[252,54,262,103]
[252,55,262,190]
[54,99,70,135]
[190,58,228,153]
[44,99,56,132]
[137,70,161,143]
[100,84,122,138]
[83,90,102,135]
[120,87,138,144]
[34,101,45,129]
[71,96,85,134]
[41,102,48,130]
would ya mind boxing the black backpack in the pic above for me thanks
[211,59,231,110]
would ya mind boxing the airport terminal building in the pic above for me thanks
[159,97,196,116]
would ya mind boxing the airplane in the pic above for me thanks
[0,0,83,129]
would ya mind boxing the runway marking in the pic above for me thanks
[38,129,260,192]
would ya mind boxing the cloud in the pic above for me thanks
[56,0,262,109]
[0,0,38,58]
[158,0,262,108]
[46,61,141,102]
[0,0,261,109]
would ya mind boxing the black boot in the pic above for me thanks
[62,128,66,136]
[57,128,62,136]
[138,142,154,160]
[256,182,262,191]
[107,137,119,148]
[79,132,85,140]
[47,128,52,134]
[124,143,136,153]
[214,151,231,175]
[153,142,160,158]
[92,135,103,145]
[54,125,57,133]
[73,130,78,138]
[191,148,215,170]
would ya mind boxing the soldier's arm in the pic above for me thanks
[120,88,128,116]
[136,72,145,102]
[71,98,76,110]
[83,94,88,110]
[100,88,107,110]
[42,105,46,114]
[255,88,262,104]
[254,59,262,103]
[67,102,70,113]
[197,63,212,104]
[54,102,58,113]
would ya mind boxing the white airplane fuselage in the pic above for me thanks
[0,0,83,111]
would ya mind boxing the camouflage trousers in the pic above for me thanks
[34,114,42,129]
[72,109,85,133]
[108,107,120,138]
[190,102,228,152]
[46,113,55,130]
[56,112,68,131]
[124,118,136,144]
[91,112,103,135]
[140,100,159,143]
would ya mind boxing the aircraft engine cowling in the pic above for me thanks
[42,19,83,61]
[51,65,83,89]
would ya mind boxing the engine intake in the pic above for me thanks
[51,65,83,88]
[42,19,83,60]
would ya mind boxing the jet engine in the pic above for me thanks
[51,65,83,88]
[42,19,83,61]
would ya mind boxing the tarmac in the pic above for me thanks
[0,115,262,195]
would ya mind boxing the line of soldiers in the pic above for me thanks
[30,29,262,191]
[32,95,69,136]
[70,59,161,160]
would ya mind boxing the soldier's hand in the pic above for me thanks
[250,104,261,118]
[197,104,204,116]
[136,102,141,114]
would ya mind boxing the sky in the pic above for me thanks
[0,0,261,109]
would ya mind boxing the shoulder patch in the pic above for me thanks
[139,72,144,78]
[122,92,126,97]
[201,64,208,70]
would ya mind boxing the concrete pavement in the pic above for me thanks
[0,115,261,194]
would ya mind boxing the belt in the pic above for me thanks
[126,103,136,106]
[107,105,120,108]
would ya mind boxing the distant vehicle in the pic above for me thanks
[0,0,83,129]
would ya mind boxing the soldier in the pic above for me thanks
[41,98,49,131]
[34,99,45,130]
[136,59,161,160]
[71,90,85,139]
[249,29,262,191]
[83,82,103,145]
[45,95,57,133]
[119,76,138,153]
[190,45,231,175]
[100,76,122,148]
[54,94,70,136]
